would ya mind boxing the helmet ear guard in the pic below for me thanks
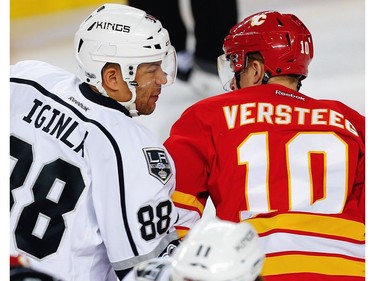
[218,10,313,91]
[74,3,177,115]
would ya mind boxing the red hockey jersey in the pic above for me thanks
[164,84,365,280]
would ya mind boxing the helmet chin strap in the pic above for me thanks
[234,68,270,90]
[96,82,139,117]
[119,84,138,117]
[262,72,303,91]
[262,71,271,85]
[235,71,242,89]
[124,80,158,117]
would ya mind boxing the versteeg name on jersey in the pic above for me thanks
[22,98,88,157]
[223,101,359,136]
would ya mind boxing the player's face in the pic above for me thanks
[230,77,238,90]
[134,61,167,115]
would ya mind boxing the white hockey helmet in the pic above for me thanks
[74,3,177,114]
[170,217,264,281]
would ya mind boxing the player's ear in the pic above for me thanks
[241,60,264,87]
[250,60,264,84]
[102,63,122,91]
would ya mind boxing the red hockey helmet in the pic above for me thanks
[218,11,313,89]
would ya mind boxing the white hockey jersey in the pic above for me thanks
[122,258,172,281]
[10,60,179,281]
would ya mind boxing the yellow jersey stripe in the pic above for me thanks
[172,191,205,215]
[262,254,365,277]
[246,213,365,241]
[176,229,189,240]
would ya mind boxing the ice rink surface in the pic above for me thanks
[7,0,375,279]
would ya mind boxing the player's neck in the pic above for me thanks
[267,76,299,91]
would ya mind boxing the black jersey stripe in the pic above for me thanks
[10,77,139,256]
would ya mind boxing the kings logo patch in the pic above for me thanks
[143,148,172,184]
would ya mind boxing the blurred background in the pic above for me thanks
[10,0,365,141]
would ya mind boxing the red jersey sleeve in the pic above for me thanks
[165,105,213,234]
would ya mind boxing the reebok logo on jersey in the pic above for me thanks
[275,90,305,101]
[143,148,172,185]
[69,96,90,112]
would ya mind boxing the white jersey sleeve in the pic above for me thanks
[10,60,179,281]
[122,258,172,281]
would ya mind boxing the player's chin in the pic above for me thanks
[149,96,159,108]
[140,104,157,116]
[151,94,159,102]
